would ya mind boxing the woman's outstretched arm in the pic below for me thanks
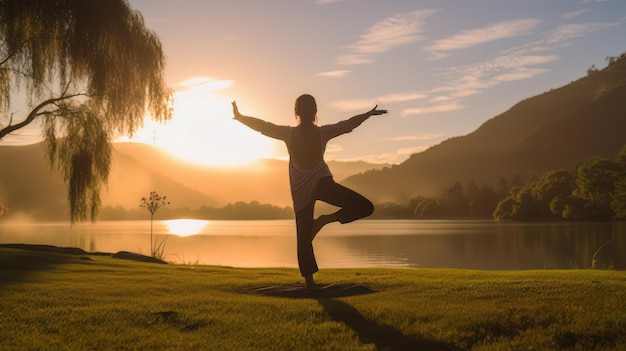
[231,101,289,140]
[346,105,388,129]
[232,101,270,132]
[323,105,388,139]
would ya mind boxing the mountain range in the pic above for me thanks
[1,53,625,220]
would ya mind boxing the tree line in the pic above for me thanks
[372,144,626,221]
[494,144,626,221]
[99,201,294,221]
[372,179,511,220]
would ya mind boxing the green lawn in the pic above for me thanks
[1,247,625,350]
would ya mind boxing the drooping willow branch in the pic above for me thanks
[0,93,85,139]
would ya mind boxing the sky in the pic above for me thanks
[2,0,625,166]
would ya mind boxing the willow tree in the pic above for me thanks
[0,0,172,222]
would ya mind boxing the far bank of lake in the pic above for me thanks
[0,220,624,270]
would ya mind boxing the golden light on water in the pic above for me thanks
[165,219,209,237]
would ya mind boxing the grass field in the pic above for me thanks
[1,246,625,350]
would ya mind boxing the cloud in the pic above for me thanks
[503,20,619,57]
[325,143,344,154]
[334,54,374,66]
[543,22,620,44]
[462,54,558,77]
[492,67,549,82]
[316,70,351,78]
[335,9,438,66]
[330,91,428,111]
[178,77,234,92]
[401,102,465,116]
[436,54,557,93]
[426,18,541,59]
[429,89,481,103]
[387,135,420,141]
[386,133,445,141]
[335,146,430,164]
[348,9,439,54]
[380,92,429,103]
[561,9,590,19]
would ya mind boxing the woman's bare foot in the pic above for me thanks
[311,214,336,241]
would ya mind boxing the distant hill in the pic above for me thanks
[112,142,388,208]
[0,143,215,220]
[343,53,626,204]
[0,142,388,220]
[0,144,67,220]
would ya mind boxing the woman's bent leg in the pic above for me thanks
[316,177,374,224]
[295,202,319,279]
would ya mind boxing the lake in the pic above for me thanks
[1,220,624,270]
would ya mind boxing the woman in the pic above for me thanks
[232,94,387,287]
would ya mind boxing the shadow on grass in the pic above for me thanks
[317,298,457,351]
[0,244,167,287]
[250,283,376,298]
[0,244,82,286]
[250,283,457,349]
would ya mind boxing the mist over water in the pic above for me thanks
[1,220,624,270]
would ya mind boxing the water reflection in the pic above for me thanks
[165,219,209,237]
[0,220,624,269]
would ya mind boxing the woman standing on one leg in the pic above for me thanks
[232,94,387,287]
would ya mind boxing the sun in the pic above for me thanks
[165,219,209,237]
[122,80,275,167]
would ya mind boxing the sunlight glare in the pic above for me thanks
[165,219,209,237]
[122,79,274,167]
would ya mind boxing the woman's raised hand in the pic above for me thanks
[231,101,242,119]
[368,105,388,116]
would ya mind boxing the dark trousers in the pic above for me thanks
[295,177,374,277]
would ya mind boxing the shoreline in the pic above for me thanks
[0,243,167,264]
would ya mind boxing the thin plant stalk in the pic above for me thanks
[140,191,170,258]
